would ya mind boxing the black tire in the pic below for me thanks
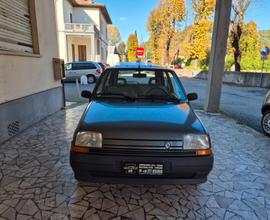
[261,110,270,137]
[87,75,96,84]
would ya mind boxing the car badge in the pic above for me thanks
[165,142,171,149]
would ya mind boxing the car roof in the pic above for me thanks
[109,62,171,71]
[66,61,97,65]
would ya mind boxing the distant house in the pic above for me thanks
[107,46,120,66]
[55,0,112,63]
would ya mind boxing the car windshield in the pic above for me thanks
[94,69,186,102]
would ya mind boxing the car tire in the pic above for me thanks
[87,75,96,84]
[261,110,270,137]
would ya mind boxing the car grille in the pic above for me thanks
[103,138,183,151]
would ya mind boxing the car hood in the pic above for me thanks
[78,100,206,140]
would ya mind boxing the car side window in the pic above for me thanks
[65,64,72,70]
[72,63,96,70]
[171,73,186,99]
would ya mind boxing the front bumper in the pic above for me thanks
[70,152,213,184]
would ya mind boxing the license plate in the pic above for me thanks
[123,163,163,176]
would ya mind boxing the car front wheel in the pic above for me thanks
[87,75,96,84]
[262,111,270,137]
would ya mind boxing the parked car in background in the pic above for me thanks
[98,63,107,72]
[261,90,270,136]
[70,62,213,184]
[174,64,182,69]
[65,61,102,83]
[169,64,181,70]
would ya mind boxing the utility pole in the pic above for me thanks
[205,0,232,112]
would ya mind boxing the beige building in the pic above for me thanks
[0,0,64,143]
[55,0,112,63]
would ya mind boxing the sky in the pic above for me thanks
[97,0,158,42]
[97,0,270,43]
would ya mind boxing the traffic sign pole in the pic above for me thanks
[261,47,269,72]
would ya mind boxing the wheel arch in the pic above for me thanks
[86,74,96,83]
[262,104,270,114]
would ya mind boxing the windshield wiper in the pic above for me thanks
[137,95,181,103]
[95,93,136,102]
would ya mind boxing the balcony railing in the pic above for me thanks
[65,23,95,33]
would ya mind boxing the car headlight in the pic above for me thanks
[75,132,102,148]
[183,134,210,150]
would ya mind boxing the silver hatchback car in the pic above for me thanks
[65,61,102,83]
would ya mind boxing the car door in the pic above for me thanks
[67,63,85,81]
[76,62,98,77]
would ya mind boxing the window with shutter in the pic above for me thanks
[0,0,38,54]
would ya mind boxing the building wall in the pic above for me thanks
[0,0,64,143]
[55,0,69,61]
[0,0,61,103]
[66,35,93,62]
[73,7,98,25]
[72,7,109,63]
[99,13,108,63]
[99,13,107,41]
[55,1,110,63]
[63,0,73,23]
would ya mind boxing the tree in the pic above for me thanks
[139,41,151,61]
[147,0,186,65]
[117,41,127,62]
[108,25,121,46]
[230,0,252,71]
[226,21,261,71]
[127,32,138,62]
[159,0,186,65]
[186,0,215,63]
[147,8,163,64]
[240,21,261,70]
[241,21,260,56]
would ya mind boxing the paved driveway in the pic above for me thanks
[0,104,270,219]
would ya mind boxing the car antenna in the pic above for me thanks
[137,59,141,73]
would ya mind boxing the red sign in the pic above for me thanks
[136,48,144,57]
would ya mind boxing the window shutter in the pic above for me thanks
[0,0,33,53]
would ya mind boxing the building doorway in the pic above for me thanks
[72,44,75,61]
[78,45,87,61]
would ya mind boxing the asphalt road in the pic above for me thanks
[180,77,268,133]
[64,78,269,133]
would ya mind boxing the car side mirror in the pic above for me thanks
[81,90,92,101]
[187,93,198,101]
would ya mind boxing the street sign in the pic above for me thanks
[262,56,268,61]
[261,47,269,72]
[136,48,144,57]
[261,47,270,56]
